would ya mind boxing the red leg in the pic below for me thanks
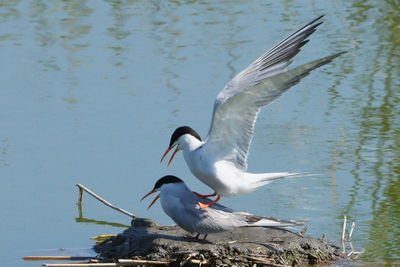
[193,191,217,199]
[197,194,221,209]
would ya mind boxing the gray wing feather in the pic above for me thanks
[234,211,308,227]
[213,15,325,110]
[187,192,307,231]
[206,51,345,170]
[204,16,344,170]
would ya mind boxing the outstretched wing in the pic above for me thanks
[203,16,343,170]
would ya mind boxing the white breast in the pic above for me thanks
[183,147,248,196]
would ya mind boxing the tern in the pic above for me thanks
[160,16,345,208]
[141,175,306,238]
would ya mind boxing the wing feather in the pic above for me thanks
[205,48,345,170]
[203,17,332,171]
[213,16,325,110]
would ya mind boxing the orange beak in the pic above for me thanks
[160,145,179,166]
[141,190,160,210]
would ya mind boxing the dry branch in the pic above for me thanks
[348,221,356,240]
[76,184,136,218]
[341,215,347,241]
[23,256,96,261]
[42,259,170,266]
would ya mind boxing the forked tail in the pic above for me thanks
[246,172,306,191]
[238,212,308,227]
[251,217,308,227]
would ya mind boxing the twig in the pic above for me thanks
[76,184,136,218]
[43,259,170,266]
[78,186,84,204]
[348,242,355,257]
[24,256,97,261]
[340,216,363,258]
[171,251,210,266]
[189,259,210,265]
[242,255,288,267]
[297,226,307,236]
[347,248,365,259]
[277,254,288,265]
[179,253,196,266]
[118,259,170,265]
[341,215,347,241]
[348,221,355,240]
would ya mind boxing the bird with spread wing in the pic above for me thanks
[160,16,345,208]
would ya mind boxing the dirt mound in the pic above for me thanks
[94,218,344,266]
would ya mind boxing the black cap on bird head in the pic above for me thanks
[169,126,202,147]
[161,126,202,165]
[141,175,183,209]
[153,175,183,190]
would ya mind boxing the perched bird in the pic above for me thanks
[161,16,345,208]
[141,175,307,238]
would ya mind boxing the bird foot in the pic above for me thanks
[194,233,208,240]
[196,195,221,209]
[197,201,212,209]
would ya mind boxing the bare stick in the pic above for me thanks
[188,259,211,265]
[341,215,347,241]
[24,256,96,261]
[348,221,356,240]
[76,184,136,219]
[348,241,355,256]
[242,255,288,267]
[78,186,84,205]
[179,253,195,267]
[297,226,307,236]
[118,259,170,264]
[43,259,170,266]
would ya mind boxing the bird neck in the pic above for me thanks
[179,134,203,152]
[160,182,193,200]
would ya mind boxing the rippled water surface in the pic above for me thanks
[1,1,399,266]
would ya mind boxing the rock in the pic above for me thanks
[94,218,344,266]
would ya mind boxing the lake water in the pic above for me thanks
[1,1,399,266]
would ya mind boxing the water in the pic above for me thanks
[1,1,399,266]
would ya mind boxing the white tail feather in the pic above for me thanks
[251,218,307,227]
[246,172,307,189]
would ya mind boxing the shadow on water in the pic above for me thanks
[340,0,400,262]
[76,202,130,228]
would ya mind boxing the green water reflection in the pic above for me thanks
[342,0,400,262]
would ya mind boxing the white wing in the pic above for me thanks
[204,16,343,170]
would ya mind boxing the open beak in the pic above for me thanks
[160,145,179,166]
[141,190,160,210]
